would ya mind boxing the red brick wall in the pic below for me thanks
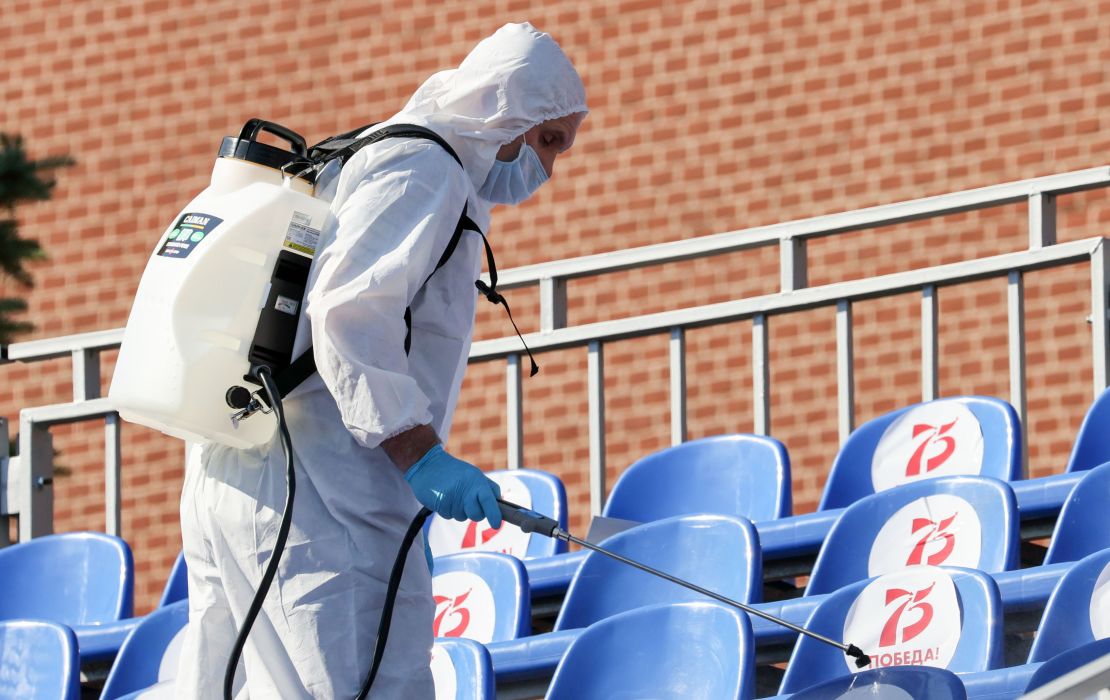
[2,0,1108,611]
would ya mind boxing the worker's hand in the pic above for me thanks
[404,445,503,529]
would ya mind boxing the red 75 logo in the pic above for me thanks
[906,513,958,566]
[906,419,959,477]
[433,589,471,638]
[879,583,935,647]
[460,520,503,549]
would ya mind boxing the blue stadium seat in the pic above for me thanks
[1028,547,1110,663]
[427,468,568,559]
[158,551,188,607]
[1066,386,1110,472]
[788,666,967,700]
[431,552,530,643]
[1044,463,1110,565]
[546,601,754,700]
[819,396,1021,511]
[0,619,80,700]
[1025,637,1110,695]
[431,637,495,700]
[602,434,791,523]
[100,600,188,700]
[779,566,1002,694]
[806,476,1019,595]
[554,514,761,632]
[0,531,134,625]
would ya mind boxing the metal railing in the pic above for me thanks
[2,166,1109,537]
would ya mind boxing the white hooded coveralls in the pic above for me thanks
[176,23,586,699]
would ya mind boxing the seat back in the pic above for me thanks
[780,566,1003,694]
[820,396,1021,510]
[1066,386,1110,472]
[427,468,567,559]
[158,552,188,607]
[555,514,761,631]
[1025,637,1110,695]
[431,552,529,643]
[1045,463,1110,564]
[789,666,967,700]
[602,434,791,523]
[431,637,495,700]
[546,601,754,700]
[806,476,1019,595]
[0,532,134,625]
[100,600,189,700]
[1028,547,1110,662]
[0,619,80,700]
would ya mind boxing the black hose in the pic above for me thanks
[219,364,431,699]
[356,506,433,700]
[223,367,296,700]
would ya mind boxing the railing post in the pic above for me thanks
[1092,241,1110,396]
[72,348,101,402]
[1008,271,1029,472]
[669,328,687,446]
[780,237,808,292]
[505,354,523,470]
[752,314,770,435]
[0,418,10,547]
[836,300,855,444]
[1028,192,1057,250]
[921,285,939,402]
[17,415,53,540]
[539,277,567,333]
[105,413,122,536]
[587,341,606,516]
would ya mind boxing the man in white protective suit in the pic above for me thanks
[176,22,587,699]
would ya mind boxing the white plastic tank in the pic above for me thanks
[109,120,330,448]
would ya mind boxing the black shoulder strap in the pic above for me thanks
[308,124,464,170]
[274,124,476,399]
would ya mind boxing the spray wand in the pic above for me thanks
[496,499,872,669]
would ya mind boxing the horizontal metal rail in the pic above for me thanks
[471,237,1103,357]
[488,166,1110,290]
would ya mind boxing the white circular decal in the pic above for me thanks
[1089,561,1110,640]
[431,570,497,643]
[430,645,458,700]
[428,474,533,558]
[842,566,962,673]
[868,495,983,577]
[871,403,985,493]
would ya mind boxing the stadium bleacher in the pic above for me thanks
[3,170,1110,698]
[3,377,1110,698]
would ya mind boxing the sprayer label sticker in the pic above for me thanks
[842,566,961,673]
[157,213,224,259]
[283,211,320,257]
[428,474,533,558]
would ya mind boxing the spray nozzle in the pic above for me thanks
[845,644,872,668]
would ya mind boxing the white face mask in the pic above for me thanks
[478,142,549,205]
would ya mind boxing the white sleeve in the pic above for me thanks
[305,144,469,449]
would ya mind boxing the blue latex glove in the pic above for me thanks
[405,444,503,529]
[423,536,434,574]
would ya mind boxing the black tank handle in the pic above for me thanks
[238,119,309,157]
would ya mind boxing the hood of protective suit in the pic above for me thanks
[381,22,588,196]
